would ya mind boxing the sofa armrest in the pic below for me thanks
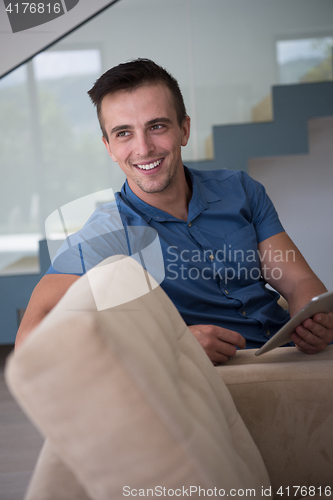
[216,346,333,497]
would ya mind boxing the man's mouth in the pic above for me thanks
[134,159,163,171]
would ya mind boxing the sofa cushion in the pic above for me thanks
[218,347,333,497]
[6,255,271,500]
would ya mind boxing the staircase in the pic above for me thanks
[187,81,333,173]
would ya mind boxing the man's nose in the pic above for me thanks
[135,132,155,158]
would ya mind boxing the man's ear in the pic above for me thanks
[102,136,117,162]
[181,115,191,147]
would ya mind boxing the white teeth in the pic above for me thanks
[136,159,162,170]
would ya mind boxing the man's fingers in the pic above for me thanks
[312,311,333,330]
[302,314,333,344]
[188,324,246,364]
[291,331,320,354]
[291,312,333,354]
[215,328,246,350]
[216,341,237,358]
[296,323,323,345]
[212,354,229,366]
[199,335,236,359]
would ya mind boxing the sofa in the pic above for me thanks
[5,255,333,500]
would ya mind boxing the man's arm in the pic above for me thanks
[15,274,80,350]
[259,231,333,354]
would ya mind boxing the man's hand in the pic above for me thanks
[259,232,333,355]
[188,324,246,364]
[291,312,333,354]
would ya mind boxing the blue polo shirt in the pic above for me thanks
[47,167,290,347]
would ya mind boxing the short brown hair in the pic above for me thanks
[88,58,187,141]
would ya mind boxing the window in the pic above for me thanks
[0,48,124,275]
[277,37,333,85]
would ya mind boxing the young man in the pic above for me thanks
[16,59,333,364]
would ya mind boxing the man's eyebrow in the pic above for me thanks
[110,118,172,135]
[110,124,133,135]
[145,117,172,127]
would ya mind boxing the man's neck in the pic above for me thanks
[144,186,191,221]
[129,168,192,222]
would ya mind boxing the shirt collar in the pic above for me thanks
[120,166,220,223]
[187,167,220,221]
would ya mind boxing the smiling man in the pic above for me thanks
[16,59,333,363]
[101,83,191,220]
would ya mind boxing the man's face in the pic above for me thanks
[101,84,190,198]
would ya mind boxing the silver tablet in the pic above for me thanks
[255,290,333,356]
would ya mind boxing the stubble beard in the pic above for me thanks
[133,157,180,195]
[135,171,173,194]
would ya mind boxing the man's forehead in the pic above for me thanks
[101,83,176,124]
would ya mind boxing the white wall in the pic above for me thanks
[249,116,333,291]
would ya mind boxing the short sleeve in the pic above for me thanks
[46,201,129,275]
[239,171,284,243]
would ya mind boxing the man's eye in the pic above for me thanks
[117,131,130,137]
[151,124,163,130]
